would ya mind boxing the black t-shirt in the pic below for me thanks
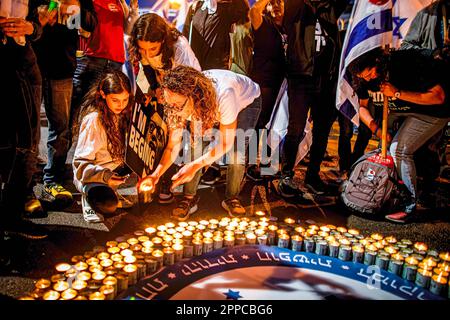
[250,16,286,87]
[184,0,249,70]
[357,50,449,118]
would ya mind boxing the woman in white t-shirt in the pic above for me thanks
[139,66,261,221]
[128,12,201,205]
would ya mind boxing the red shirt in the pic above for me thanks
[85,0,125,63]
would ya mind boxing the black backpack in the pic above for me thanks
[340,149,411,216]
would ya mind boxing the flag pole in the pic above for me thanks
[381,43,391,159]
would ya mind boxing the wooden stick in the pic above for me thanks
[381,95,389,159]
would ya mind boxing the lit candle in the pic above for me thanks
[43,290,60,300]
[439,252,450,262]
[166,228,176,235]
[86,257,100,266]
[107,246,121,255]
[35,279,51,290]
[243,233,255,245]
[151,237,163,247]
[124,255,137,264]
[384,236,397,244]
[145,258,158,274]
[429,273,447,297]
[202,238,214,254]
[19,296,35,300]
[223,236,235,248]
[348,229,360,236]
[191,239,203,256]
[145,227,156,235]
[328,241,340,258]
[258,221,269,228]
[257,234,268,246]
[213,236,223,250]
[100,285,115,300]
[172,244,184,262]
[304,237,315,253]
[294,226,305,235]
[364,249,377,266]
[55,263,72,273]
[338,245,351,261]
[307,229,317,236]
[123,264,138,285]
[235,234,246,246]
[415,268,432,288]
[118,242,130,250]
[402,263,418,282]
[163,235,174,243]
[384,246,398,255]
[151,250,164,269]
[284,218,296,225]
[165,222,176,229]
[92,271,107,282]
[315,240,328,256]
[157,225,167,233]
[188,220,199,227]
[175,226,185,233]
[89,292,106,300]
[202,231,214,239]
[72,279,87,291]
[209,219,219,225]
[255,211,266,217]
[374,251,390,269]
[336,227,347,234]
[196,225,206,231]
[371,233,384,241]
[183,244,194,258]
[130,244,143,252]
[413,242,428,255]
[100,259,113,268]
[111,254,123,262]
[53,280,69,292]
[115,272,129,293]
[76,271,91,282]
[339,239,351,246]
[318,231,329,238]
[388,253,404,276]
[352,245,365,264]
[422,257,438,269]
[438,262,450,272]
[61,289,77,300]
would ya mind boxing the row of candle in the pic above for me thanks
[20,214,450,300]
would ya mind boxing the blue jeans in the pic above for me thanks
[184,96,262,199]
[43,78,73,184]
[389,113,449,213]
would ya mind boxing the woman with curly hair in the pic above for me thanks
[73,70,134,223]
[128,12,200,99]
[139,66,261,221]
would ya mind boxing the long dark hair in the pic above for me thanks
[74,70,133,161]
[128,13,181,72]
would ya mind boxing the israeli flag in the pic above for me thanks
[336,0,434,126]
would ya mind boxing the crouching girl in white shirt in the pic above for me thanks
[73,70,134,223]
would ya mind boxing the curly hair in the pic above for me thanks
[74,70,133,161]
[161,66,219,132]
[348,47,390,91]
[128,13,181,73]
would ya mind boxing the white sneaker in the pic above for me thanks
[81,196,104,223]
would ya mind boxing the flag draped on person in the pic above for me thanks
[336,0,434,126]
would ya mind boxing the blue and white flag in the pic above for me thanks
[336,0,434,126]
